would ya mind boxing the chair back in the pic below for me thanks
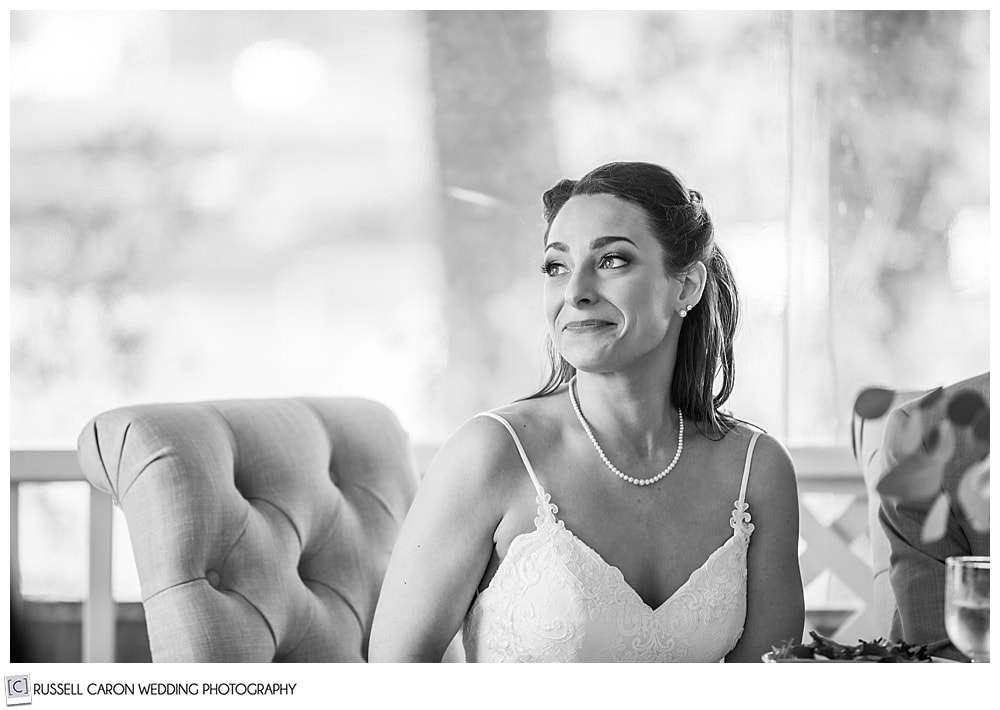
[77,397,419,662]
[850,387,926,639]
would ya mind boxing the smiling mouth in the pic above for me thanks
[564,320,615,332]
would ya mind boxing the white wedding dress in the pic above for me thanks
[462,412,759,662]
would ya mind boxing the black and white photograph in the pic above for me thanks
[6,6,991,688]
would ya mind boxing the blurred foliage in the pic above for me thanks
[828,11,989,422]
[10,11,990,613]
[425,10,559,422]
[9,10,990,450]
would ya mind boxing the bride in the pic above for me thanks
[369,161,804,662]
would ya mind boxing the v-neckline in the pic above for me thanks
[553,519,740,611]
[468,409,755,615]
[530,473,749,611]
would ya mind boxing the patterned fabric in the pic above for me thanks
[878,373,990,652]
[462,412,758,663]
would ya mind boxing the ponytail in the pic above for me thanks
[673,244,739,438]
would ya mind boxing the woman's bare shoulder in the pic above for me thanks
[746,428,794,477]
[425,392,566,498]
[429,414,519,481]
[734,425,797,508]
[711,421,792,466]
[699,421,795,494]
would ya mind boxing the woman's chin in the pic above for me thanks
[560,344,667,376]
[559,352,620,374]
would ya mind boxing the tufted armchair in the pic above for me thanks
[77,397,420,662]
[850,387,925,639]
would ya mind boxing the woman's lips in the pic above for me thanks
[564,320,615,332]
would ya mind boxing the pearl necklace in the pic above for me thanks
[568,377,684,487]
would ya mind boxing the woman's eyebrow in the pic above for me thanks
[591,236,636,250]
[544,236,637,253]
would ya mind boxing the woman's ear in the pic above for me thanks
[678,261,708,309]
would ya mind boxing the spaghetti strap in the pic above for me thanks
[475,412,545,497]
[738,431,761,507]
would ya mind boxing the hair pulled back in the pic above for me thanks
[528,161,740,439]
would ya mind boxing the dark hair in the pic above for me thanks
[526,161,740,439]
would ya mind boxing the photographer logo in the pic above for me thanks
[5,676,31,706]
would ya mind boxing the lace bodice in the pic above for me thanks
[462,413,759,663]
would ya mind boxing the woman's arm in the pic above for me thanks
[725,433,805,662]
[368,416,515,662]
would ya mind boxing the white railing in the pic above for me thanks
[9,444,872,662]
[792,447,876,641]
[10,450,115,663]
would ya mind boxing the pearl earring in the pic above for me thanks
[679,305,690,318]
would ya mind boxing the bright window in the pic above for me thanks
[10,11,990,601]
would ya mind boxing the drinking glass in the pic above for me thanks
[945,556,990,662]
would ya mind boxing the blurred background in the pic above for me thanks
[9,10,989,660]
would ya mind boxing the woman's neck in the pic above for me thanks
[572,366,681,462]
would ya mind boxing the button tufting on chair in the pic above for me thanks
[76,397,419,662]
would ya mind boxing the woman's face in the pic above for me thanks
[543,194,683,374]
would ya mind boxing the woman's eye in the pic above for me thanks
[541,261,568,277]
[599,254,628,269]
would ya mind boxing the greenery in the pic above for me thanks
[768,630,933,662]
[10,11,989,449]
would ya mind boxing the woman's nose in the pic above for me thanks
[564,267,597,307]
